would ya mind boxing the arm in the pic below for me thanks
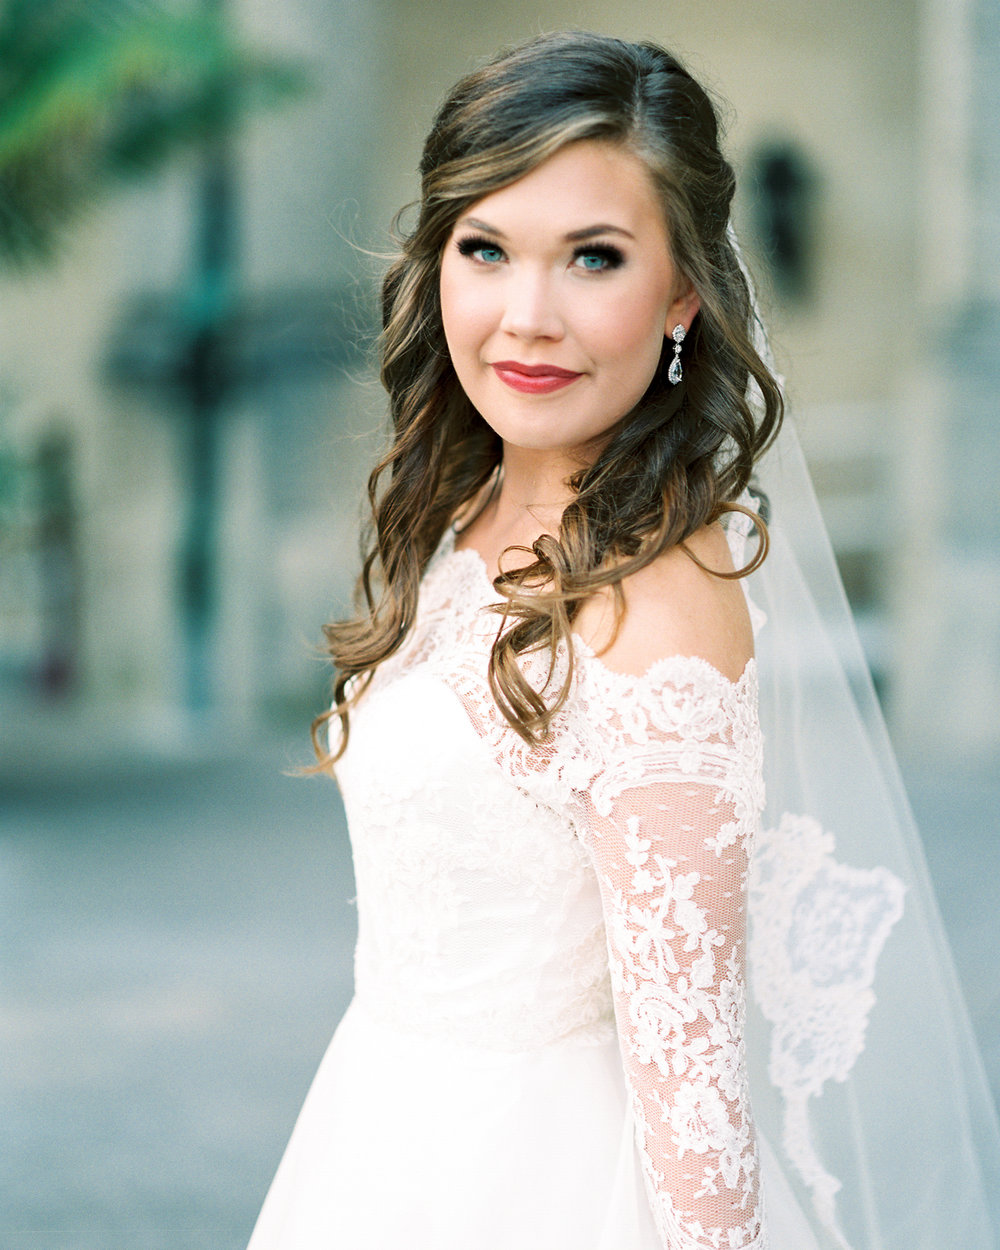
[581,731,765,1249]
[573,533,766,1248]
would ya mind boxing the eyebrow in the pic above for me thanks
[458,217,635,243]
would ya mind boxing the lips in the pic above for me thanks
[491,360,583,395]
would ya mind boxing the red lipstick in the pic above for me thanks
[491,361,582,394]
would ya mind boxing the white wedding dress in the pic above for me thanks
[247,526,828,1250]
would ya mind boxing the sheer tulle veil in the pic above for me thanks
[729,228,1000,1248]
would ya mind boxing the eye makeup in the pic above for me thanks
[453,234,626,271]
[570,243,625,271]
[455,234,505,261]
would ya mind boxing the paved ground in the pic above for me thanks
[2,716,356,1250]
[1,706,997,1249]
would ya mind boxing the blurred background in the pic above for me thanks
[1,1,997,1246]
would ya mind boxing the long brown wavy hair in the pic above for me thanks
[314,30,783,764]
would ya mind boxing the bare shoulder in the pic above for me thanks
[574,523,754,683]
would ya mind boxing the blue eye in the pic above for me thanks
[572,244,625,272]
[456,235,505,264]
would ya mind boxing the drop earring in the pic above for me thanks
[668,324,686,385]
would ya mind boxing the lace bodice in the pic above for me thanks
[334,533,767,1250]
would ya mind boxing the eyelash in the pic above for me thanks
[455,235,505,263]
[454,235,625,271]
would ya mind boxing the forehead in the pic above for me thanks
[457,140,669,241]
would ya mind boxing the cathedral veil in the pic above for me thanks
[730,236,1000,1246]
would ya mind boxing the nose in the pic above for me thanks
[498,265,565,341]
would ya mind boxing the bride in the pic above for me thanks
[247,31,1000,1250]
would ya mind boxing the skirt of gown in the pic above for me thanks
[246,997,821,1250]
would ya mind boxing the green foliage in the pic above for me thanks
[0,0,308,269]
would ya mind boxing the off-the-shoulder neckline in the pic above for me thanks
[438,531,757,696]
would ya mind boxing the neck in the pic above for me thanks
[489,444,582,543]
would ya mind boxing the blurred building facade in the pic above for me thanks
[0,0,996,764]
[0,0,387,727]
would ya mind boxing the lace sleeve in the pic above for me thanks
[573,654,767,1250]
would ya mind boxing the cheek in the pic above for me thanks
[591,287,669,380]
[440,266,491,359]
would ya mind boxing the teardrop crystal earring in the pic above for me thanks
[668,324,686,385]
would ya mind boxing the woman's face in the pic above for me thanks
[439,140,700,460]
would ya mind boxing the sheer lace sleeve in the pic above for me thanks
[572,653,767,1250]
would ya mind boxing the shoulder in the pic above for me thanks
[573,524,754,684]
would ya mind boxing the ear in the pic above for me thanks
[665,280,700,336]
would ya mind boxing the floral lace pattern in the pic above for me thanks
[338,668,615,1052]
[570,660,767,1250]
[748,813,904,1247]
[337,532,768,1248]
